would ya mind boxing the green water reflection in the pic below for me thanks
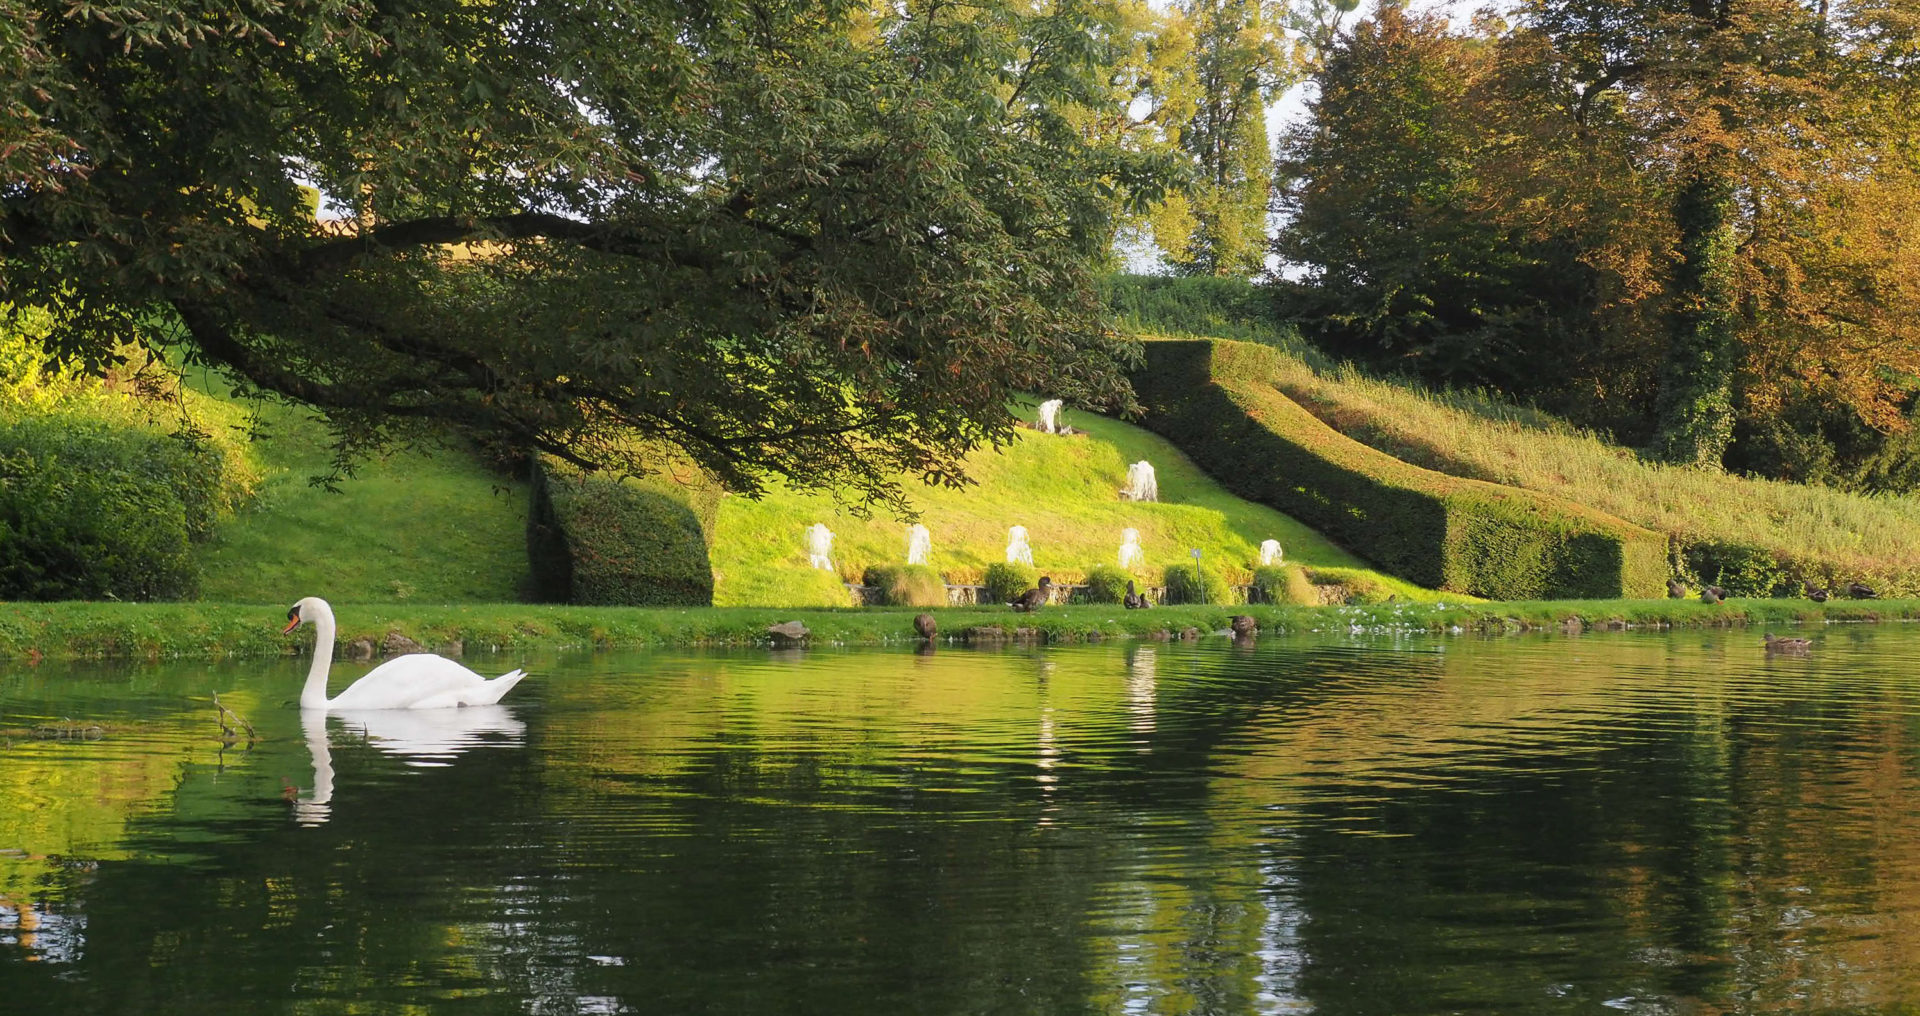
[5,627,1920,1013]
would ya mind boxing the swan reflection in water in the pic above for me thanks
[294,706,526,826]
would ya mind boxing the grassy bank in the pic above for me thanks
[2,598,1914,661]
[1258,350,1920,592]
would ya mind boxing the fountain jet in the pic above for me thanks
[1259,539,1282,567]
[1123,461,1158,502]
[806,523,835,570]
[907,524,931,565]
[1006,525,1034,566]
[1118,528,1144,570]
[1036,399,1064,434]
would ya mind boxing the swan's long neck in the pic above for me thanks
[299,600,337,709]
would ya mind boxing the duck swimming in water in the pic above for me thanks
[1764,633,1812,652]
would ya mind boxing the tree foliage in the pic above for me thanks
[1,0,1171,514]
[1275,0,1920,482]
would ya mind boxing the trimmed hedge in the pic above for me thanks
[528,460,714,606]
[0,413,239,600]
[861,564,948,607]
[1131,340,1668,599]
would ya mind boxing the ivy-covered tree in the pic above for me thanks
[0,0,1170,513]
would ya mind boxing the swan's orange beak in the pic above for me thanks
[282,607,301,635]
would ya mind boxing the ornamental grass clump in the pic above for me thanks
[1252,565,1318,605]
[982,562,1039,606]
[861,564,948,608]
[1081,564,1133,604]
[1162,563,1234,605]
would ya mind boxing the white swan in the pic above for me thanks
[284,596,528,710]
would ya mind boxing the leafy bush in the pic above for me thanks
[1162,563,1234,605]
[861,564,948,607]
[1680,541,1797,598]
[982,561,1039,605]
[528,461,714,606]
[1082,564,1132,604]
[0,412,242,600]
[1131,339,1668,599]
[1252,565,1318,605]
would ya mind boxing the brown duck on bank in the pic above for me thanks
[1667,578,1687,599]
[1010,577,1053,612]
[1230,615,1258,638]
[1700,587,1722,605]
[913,613,937,641]
[1124,580,1151,609]
[1849,581,1877,599]
[1804,580,1829,603]
[1764,633,1813,652]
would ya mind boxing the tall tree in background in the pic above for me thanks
[1153,0,1296,276]
[0,0,1170,513]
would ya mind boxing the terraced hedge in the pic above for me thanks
[527,459,716,606]
[1131,339,1667,600]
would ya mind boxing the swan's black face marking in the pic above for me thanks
[282,604,302,635]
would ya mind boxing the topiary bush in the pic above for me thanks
[982,561,1039,606]
[1082,564,1132,604]
[0,412,241,600]
[1131,339,1668,600]
[1162,563,1234,605]
[1251,564,1318,605]
[861,564,948,607]
[528,460,714,606]
[1680,541,1797,598]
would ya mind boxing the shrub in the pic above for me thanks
[1162,563,1234,605]
[528,460,714,606]
[982,561,1039,605]
[1252,565,1318,605]
[1681,541,1797,598]
[1082,564,1133,604]
[0,412,241,600]
[861,564,948,607]
[1131,339,1668,599]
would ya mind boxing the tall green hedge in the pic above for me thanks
[0,413,240,600]
[527,460,715,606]
[1130,340,1668,600]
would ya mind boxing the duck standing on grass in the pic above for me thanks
[1804,580,1829,603]
[1849,581,1877,599]
[1667,579,1687,599]
[1700,587,1722,605]
[913,613,937,641]
[1124,580,1151,609]
[1011,577,1053,612]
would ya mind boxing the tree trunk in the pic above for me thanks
[1651,166,1739,468]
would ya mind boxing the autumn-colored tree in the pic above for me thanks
[1276,0,1920,481]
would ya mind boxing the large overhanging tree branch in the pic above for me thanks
[1,0,1167,513]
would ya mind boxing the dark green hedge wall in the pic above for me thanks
[1131,340,1668,600]
[527,461,714,606]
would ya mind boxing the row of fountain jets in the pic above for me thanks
[800,400,1282,576]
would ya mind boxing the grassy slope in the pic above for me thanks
[185,378,1433,607]
[709,400,1444,606]
[191,385,531,604]
[1260,354,1920,589]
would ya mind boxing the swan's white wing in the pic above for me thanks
[325,654,502,710]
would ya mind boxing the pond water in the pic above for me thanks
[4,625,1920,1013]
